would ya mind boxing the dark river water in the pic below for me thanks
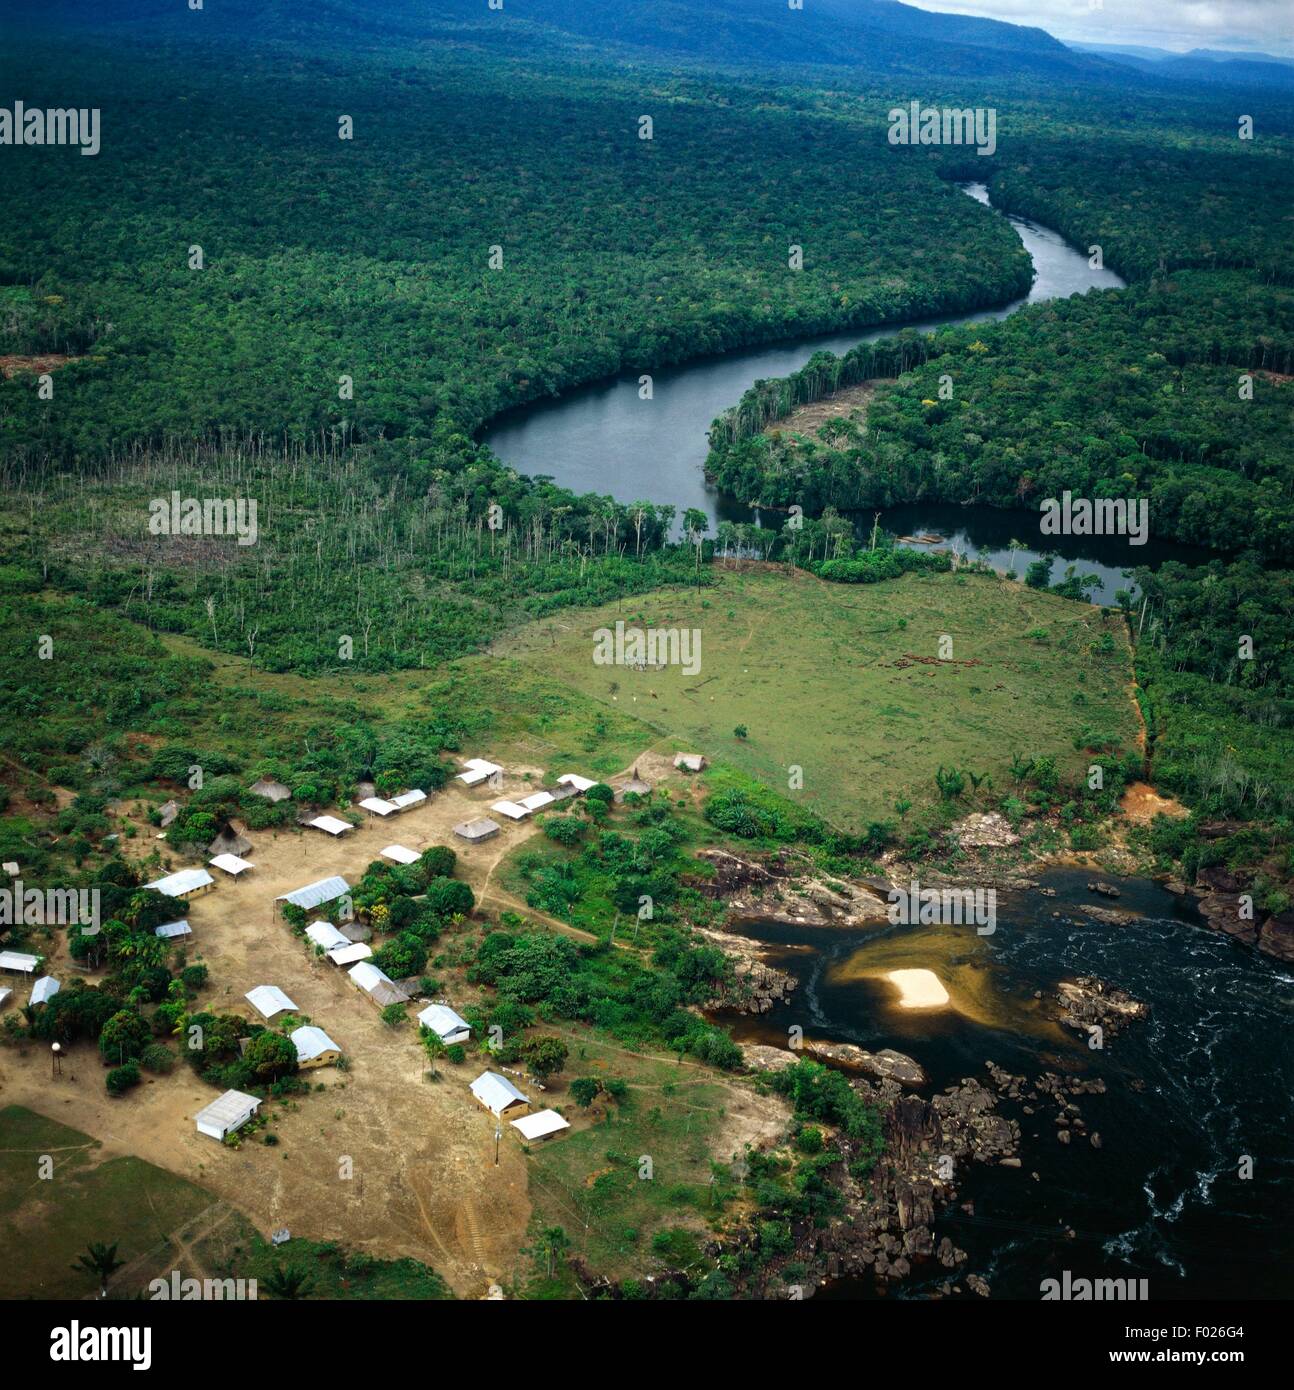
[484,183,1204,602]
[723,868,1294,1301]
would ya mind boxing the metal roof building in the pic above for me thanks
[512,1109,571,1142]
[470,1070,529,1117]
[30,976,60,1005]
[195,1089,261,1141]
[245,985,298,1018]
[417,1003,471,1045]
[277,875,350,912]
[291,1025,342,1068]
[155,919,192,940]
[145,867,216,899]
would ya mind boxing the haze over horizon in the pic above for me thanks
[901,0,1294,57]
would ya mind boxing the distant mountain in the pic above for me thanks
[1068,39,1294,88]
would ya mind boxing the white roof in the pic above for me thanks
[305,921,349,950]
[245,985,298,1018]
[391,789,426,810]
[328,942,372,966]
[458,759,502,785]
[30,976,60,1005]
[277,875,350,910]
[358,796,397,816]
[2,861,19,874]
[380,844,421,865]
[348,961,395,994]
[557,774,596,792]
[417,1003,470,1038]
[470,1070,529,1115]
[308,815,353,836]
[0,987,11,1007]
[491,800,530,820]
[0,950,40,973]
[209,853,254,875]
[519,791,555,813]
[155,919,192,939]
[454,818,500,840]
[145,867,215,897]
[512,1109,571,1141]
[291,1025,341,1062]
[195,1089,260,1130]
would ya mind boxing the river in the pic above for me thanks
[485,182,1204,602]
[722,868,1294,1300]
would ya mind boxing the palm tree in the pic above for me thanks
[263,1263,314,1300]
[72,1241,124,1298]
[538,1226,571,1279]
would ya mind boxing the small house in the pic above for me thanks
[673,753,708,773]
[511,1109,571,1142]
[348,961,408,1008]
[490,800,529,821]
[453,818,500,843]
[308,815,353,837]
[556,773,596,793]
[305,921,350,952]
[390,789,427,812]
[145,867,216,901]
[155,919,192,940]
[195,1089,261,1141]
[30,976,60,1006]
[209,852,254,877]
[0,950,40,976]
[245,985,298,1019]
[291,1025,342,1070]
[358,796,398,817]
[470,1070,529,1118]
[518,791,555,814]
[277,875,351,916]
[249,779,291,803]
[380,844,421,866]
[458,758,502,787]
[327,942,372,967]
[417,1003,471,1046]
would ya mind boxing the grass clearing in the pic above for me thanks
[496,566,1139,830]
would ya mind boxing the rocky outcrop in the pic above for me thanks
[953,812,1019,850]
[1087,880,1121,898]
[694,927,796,1014]
[740,1044,800,1074]
[694,849,889,928]
[1054,976,1148,1039]
[802,1040,928,1088]
[1258,911,1294,962]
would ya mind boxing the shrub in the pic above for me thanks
[140,1043,174,1074]
[105,1061,141,1095]
[180,964,208,991]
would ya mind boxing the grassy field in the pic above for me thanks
[516,1030,786,1293]
[496,565,1140,831]
[0,1105,450,1299]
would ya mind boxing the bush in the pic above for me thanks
[180,964,208,991]
[140,1043,174,1074]
[444,1043,466,1064]
[422,878,475,919]
[105,1061,141,1095]
[570,1076,602,1107]
[243,1031,298,1080]
[419,846,456,879]
[99,1009,150,1065]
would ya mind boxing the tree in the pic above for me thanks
[72,1241,124,1298]
[422,877,475,919]
[522,1035,569,1079]
[418,845,456,879]
[99,1008,150,1065]
[263,1263,314,1300]
[536,1226,571,1279]
[570,1076,601,1107]
[243,1030,298,1080]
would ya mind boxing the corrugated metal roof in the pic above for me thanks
[277,876,350,910]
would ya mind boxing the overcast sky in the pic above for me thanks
[901,0,1294,56]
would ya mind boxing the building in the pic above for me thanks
[556,773,596,793]
[30,976,60,1006]
[490,800,529,821]
[348,961,408,1008]
[277,875,351,916]
[470,1070,529,1118]
[195,1089,261,1141]
[155,919,192,940]
[417,1003,471,1046]
[511,1109,571,1142]
[458,758,502,787]
[291,1025,342,1069]
[0,950,40,976]
[145,867,216,900]
[380,844,421,865]
[209,853,254,877]
[390,789,426,812]
[157,800,179,828]
[358,796,398,817]
[518,791,555,814]
[305,920,349,952]
[673,753,708,773]
[245,985,298,1019]
[307,815,353,837]
[328,942,372,967]
[453,818,500,843]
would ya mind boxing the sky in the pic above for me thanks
[901,0,1294,56]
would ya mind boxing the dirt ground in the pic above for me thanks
[766,378,893,439]
[0,761,652,1297]
[1118,781,1189,824]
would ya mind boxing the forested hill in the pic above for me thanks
[6,0,1130,82]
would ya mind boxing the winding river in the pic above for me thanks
[486,183,1205,602]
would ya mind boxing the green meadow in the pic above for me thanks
[497,567,1140,831]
